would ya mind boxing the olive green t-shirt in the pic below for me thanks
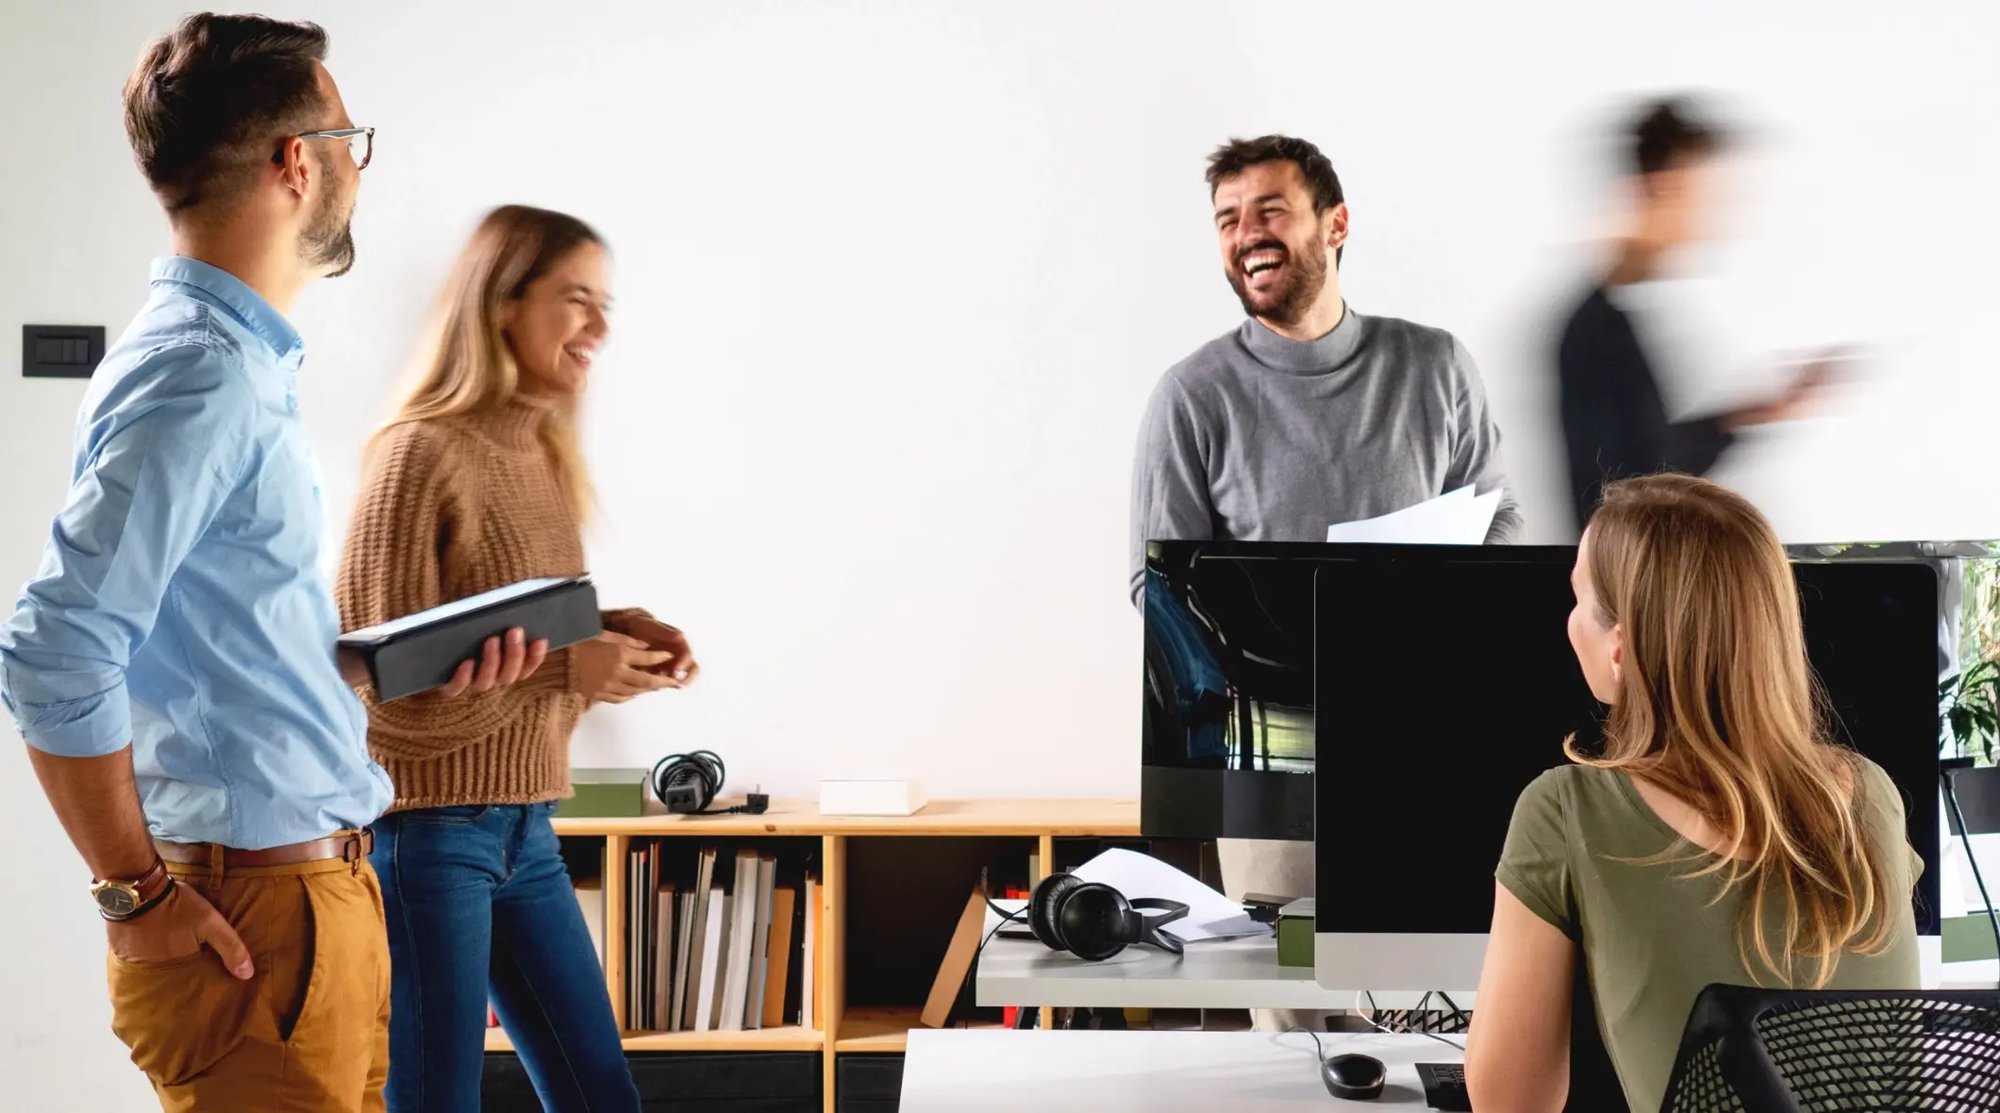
[1496,760,1922,1112]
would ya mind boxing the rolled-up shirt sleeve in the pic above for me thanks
[0,344,254,756]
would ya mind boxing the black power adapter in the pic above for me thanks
[651,751,769,816]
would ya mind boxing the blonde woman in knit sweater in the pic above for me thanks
[335,206,696,1113]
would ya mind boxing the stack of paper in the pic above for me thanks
[984,852,1266,944]
[1069,848,1267,943]
[1326,484,1501,544]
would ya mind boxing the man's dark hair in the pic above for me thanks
[1628,97,1724,177]
[123,13,330,213]
[1206,135,1345,262]
[1206,135,1344,212]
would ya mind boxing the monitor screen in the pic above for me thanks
[1309,545,1942,990]
[1142,541,1326,840]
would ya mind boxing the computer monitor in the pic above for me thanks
[1308,544,1944,992]
[1141,541,1325,840]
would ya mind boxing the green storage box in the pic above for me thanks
[557,767,650,818]
[1277,898,1315,968]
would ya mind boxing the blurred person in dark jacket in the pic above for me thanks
[1556,97,1838,532]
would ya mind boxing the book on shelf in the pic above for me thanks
[679,846,718,1032]
[781,872,808,1027]
[745,852,777,1030]
[671,888,694,1031]
[626,842,646,1025]
[920,886,987,1029]
[616,840,817,1035]
[719,848,758,1031]
[761,883,797,1028]
[801,871,819,1029]
[695,871,728,1032]
[652,876,676,1028]
[644,843,661,1029]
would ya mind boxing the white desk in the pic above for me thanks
[1942,958,1998,988]
[977,927,1464,1012]
[900,1030,1460,1112]
[977,917,1996,1012]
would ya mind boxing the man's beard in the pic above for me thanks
[301,160,356,278]
[1225,236,1327,328]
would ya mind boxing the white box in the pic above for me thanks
[819,777,926,817]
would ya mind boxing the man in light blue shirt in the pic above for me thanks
[0,14,543,1109]
[4,252,398,848]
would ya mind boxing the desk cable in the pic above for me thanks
[1355,990,1467,1051]
[980,895,1028,955]
[1281,1025,1332,1072]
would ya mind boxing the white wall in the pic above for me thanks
[4,1,1997,1106]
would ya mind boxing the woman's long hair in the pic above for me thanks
[1568,474,1899,987]
[377,204,603,518]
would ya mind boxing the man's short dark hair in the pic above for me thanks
[123,13,330,213]
[1628,98,1725,177]
[1205,134,1344,213]
[1206,135,1345,263]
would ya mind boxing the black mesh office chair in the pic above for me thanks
[1659,984,2000,1113]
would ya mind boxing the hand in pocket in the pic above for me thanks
[105,882,254,978]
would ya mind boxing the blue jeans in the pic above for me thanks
[371,801,639,1113]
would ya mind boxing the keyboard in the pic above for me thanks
[1415,1062,1472,1112]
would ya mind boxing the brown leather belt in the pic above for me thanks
[155,828,374,867]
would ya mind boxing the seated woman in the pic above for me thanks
[1465,474,1921,1113]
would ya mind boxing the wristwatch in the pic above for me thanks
[91,859,174,922]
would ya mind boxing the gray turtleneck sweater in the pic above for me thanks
[1129,307,1523,601]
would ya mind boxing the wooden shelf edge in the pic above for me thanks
[486,1026,825,1054]
[550,798,1140,838]
[624,1026,825,1052]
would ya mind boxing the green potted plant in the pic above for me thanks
[1943,553,2000,766]
[1940,658,2000,767]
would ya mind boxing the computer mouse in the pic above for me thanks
[1322,1052,1386,1101]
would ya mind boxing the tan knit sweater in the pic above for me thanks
[334,401,645,811]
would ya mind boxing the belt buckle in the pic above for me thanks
[340,830,371,863]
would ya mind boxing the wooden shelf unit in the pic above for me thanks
[484,798,1139,1113]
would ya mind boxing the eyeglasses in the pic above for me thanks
[291,126,374,170]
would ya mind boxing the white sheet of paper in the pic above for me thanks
[1326,484,1502,544]
[1069,848,1269,942]
[986,898,1037,938]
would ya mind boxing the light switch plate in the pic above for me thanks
[23,325,105,378]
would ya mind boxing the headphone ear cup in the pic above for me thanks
[1029,873,1084,952]
[1054,882,1132,962]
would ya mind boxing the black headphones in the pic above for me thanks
[1027,872,1190,961]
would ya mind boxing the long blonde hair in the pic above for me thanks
[1568,474,1899,987]
[378,204,602,518]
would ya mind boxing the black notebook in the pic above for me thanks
[339,575,601,701]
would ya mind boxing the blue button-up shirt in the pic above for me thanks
[0,257,392,848]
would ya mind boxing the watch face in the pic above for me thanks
[96,887,137,917]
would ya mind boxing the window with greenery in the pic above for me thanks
[1943,554,2000,766]
[1792,541,1997,767]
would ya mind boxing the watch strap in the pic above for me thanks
[94,858,173,920]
